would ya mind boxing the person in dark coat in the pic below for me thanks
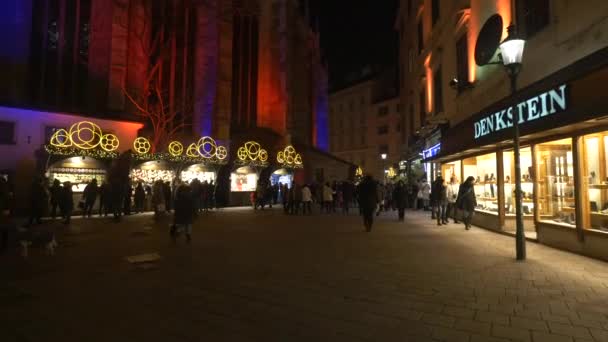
[357,175,379,232]
[342,181,353,214]
[98,181,107,216]
[60,181,74,224]
[172,184,195,242]
[27,177,48,226]
[134,182,145,213]
[49,179,61,219]
[123,184,133,215]
[393,181,408,221]
[456,176,477,230]
[432,176,448,226]
[163,181,172,213]
[83,179,98,218]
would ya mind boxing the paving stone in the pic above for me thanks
[492,324,532,342]
[548,322,593,339]
[531,331,574,342]
[422,313,456,328]
[589,328,608,342]
[443,306,476,319]
[470,334,510,342]
[510,316,549,332]
[454,318,491,335]
[431,326,471,342]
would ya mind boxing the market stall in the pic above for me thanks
[228,141,269,206]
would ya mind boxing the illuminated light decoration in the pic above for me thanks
[420,143,441,160]
[236,141,268,166]
[50,128,72,147]
[68,121,103,150]
[133,137,151,155]
[387,167,397,178]
[277,145,303,168]
[186,143,199,158]
[355,166,363,177]
[216,146,228,160]
[197,136,217,159]
[100,134,120,152]
[44,144,119,159]
[168,141,184,157]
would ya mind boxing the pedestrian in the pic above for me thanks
[357,175,378,232]
[83,179,98,218]
[49,179,61,219]
[152,180,165,217]
[456,176,477,230]
[322,182,333,214]
[446,176,460,224]
[172,183,194,243]
[432,176,448,226]
[419,179,431,211]
[98,181,107,216]
[134,182,145,213]
[290,182,302,215]
[393,180,408,221]
[60,181,74,224]
[342,181,353,214]
[27,177,48,226]
[282,184,290,214]
[301,184,313,215]
[123,184,133,215]
[163,181,172,213]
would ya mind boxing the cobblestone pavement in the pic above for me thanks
[2,208,608,342]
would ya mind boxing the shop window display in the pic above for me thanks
[536,138,575,226]
[503,147,534,216]
[130,161,176,185]
[181,164,215,184]
[48,156,106,193]
[441,161,461,184]
[583,132,608,232]
[463,153,498,214]
[231,167,258,192]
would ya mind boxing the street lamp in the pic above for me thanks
[499,24,526,260]
[380,153,387,183]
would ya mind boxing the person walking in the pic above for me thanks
[376,183,385,216]
[163,181,172,213]
[27,177,48,226]
[432,176,448,226]
[49,179,61,219]
[60,181,74,224]
[420,179,431,211]
[393,181,408,222]
[446,176,460,224]
[134,182,145,213]
[342,181,353,214]
[322,182,333,214]
[172,184,194,243]
[301,184,313,215]
[358,175,378,232]
[152,180,165,217]
[83,179,98,218]
[456,176,477,230]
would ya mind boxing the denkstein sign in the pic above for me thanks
[474,84,568,139]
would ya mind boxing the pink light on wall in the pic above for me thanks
[424,54,433,113]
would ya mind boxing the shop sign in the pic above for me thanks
[474,84,567,139]
[420,143,441,160]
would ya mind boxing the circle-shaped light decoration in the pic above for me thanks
[245,141,261,160]
[168,141,184,157]
[50,128,72,147]
[294,154,303,165]
[216,146,228,160]
[100,133,120,152]
[133,137,151,155]
[277,151,285,164]
[69,121,102,150]
[186,143,199,158]
[197,136,217,159]
[259,149,268,163]
[237,147,248,161]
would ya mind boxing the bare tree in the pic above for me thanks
[121,0,193,152]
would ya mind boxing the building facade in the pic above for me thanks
[0,0,350,209]
[329,74,403,181]
[396,0,608,260]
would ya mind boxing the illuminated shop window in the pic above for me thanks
[503,147,534,217]
[536,138,575,227]
[463,153,498,215]
[582,132,608,232]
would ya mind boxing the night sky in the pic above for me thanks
[309,0,399,89]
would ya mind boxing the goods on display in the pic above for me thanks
[130,168,175,184]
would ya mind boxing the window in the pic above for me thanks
[582,133,608,232]
[396,104,401,113]
[456,34,469,92]
[360,112,365,125]
[419,90,426,128]
[517,0,550,38]
[433,67,444,114]
[463,153,498,215]
[378,126,389,135]
[397,123,402,132]
[360,95,366,106]
[536,138,575,227]
[503,147,534,217]
[377,106,389,117]
[349,100,354,112]
[417,19,424,53]
[432,0,440,26]
[379,145,389,154]
[0,121,16,144]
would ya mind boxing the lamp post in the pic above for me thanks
[381,153,387,183]
[499,24,526,260]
